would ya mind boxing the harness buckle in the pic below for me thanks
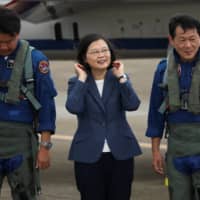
[26,78,34,83]
[164,122,169,139]
[180,90,189,110]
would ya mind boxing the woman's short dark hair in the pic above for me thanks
[76,33,116,71]
[169,14,200,38]
[0,6,21,36]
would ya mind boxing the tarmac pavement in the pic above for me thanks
[1,58,169,200]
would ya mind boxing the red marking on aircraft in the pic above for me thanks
[4,0,39,14]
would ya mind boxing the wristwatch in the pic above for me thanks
[118,74,127,81]
[40,141,53,150]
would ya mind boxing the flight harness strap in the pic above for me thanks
[5,40,29,104]
[158,50,200,114]
[0,40,41,111]
[158,53,170,114]
[21,45,41,111]
[188,59,200,114]
[167,50,181,112]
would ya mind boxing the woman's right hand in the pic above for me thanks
[74,63,87,82]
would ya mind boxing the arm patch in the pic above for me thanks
[39,60,49,74]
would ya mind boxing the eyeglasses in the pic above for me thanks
[0,36,17,47]
[87,48,110,56]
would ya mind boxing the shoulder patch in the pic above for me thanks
[39,60,49,74]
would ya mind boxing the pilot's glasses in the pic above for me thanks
[0,36,17,47]
[87,48,110,56]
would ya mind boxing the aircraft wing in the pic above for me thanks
[1,0,194,23]
[1,0,40,16]
[1,0,113,23]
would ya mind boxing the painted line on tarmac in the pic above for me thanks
[53,135,167,150]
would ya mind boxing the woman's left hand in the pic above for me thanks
[112,60,124,77]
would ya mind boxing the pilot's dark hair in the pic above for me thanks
[169,14,200,38]
[77,33,116,71]
[0,6,21,36]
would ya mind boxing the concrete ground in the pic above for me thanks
[1,58,169,200]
